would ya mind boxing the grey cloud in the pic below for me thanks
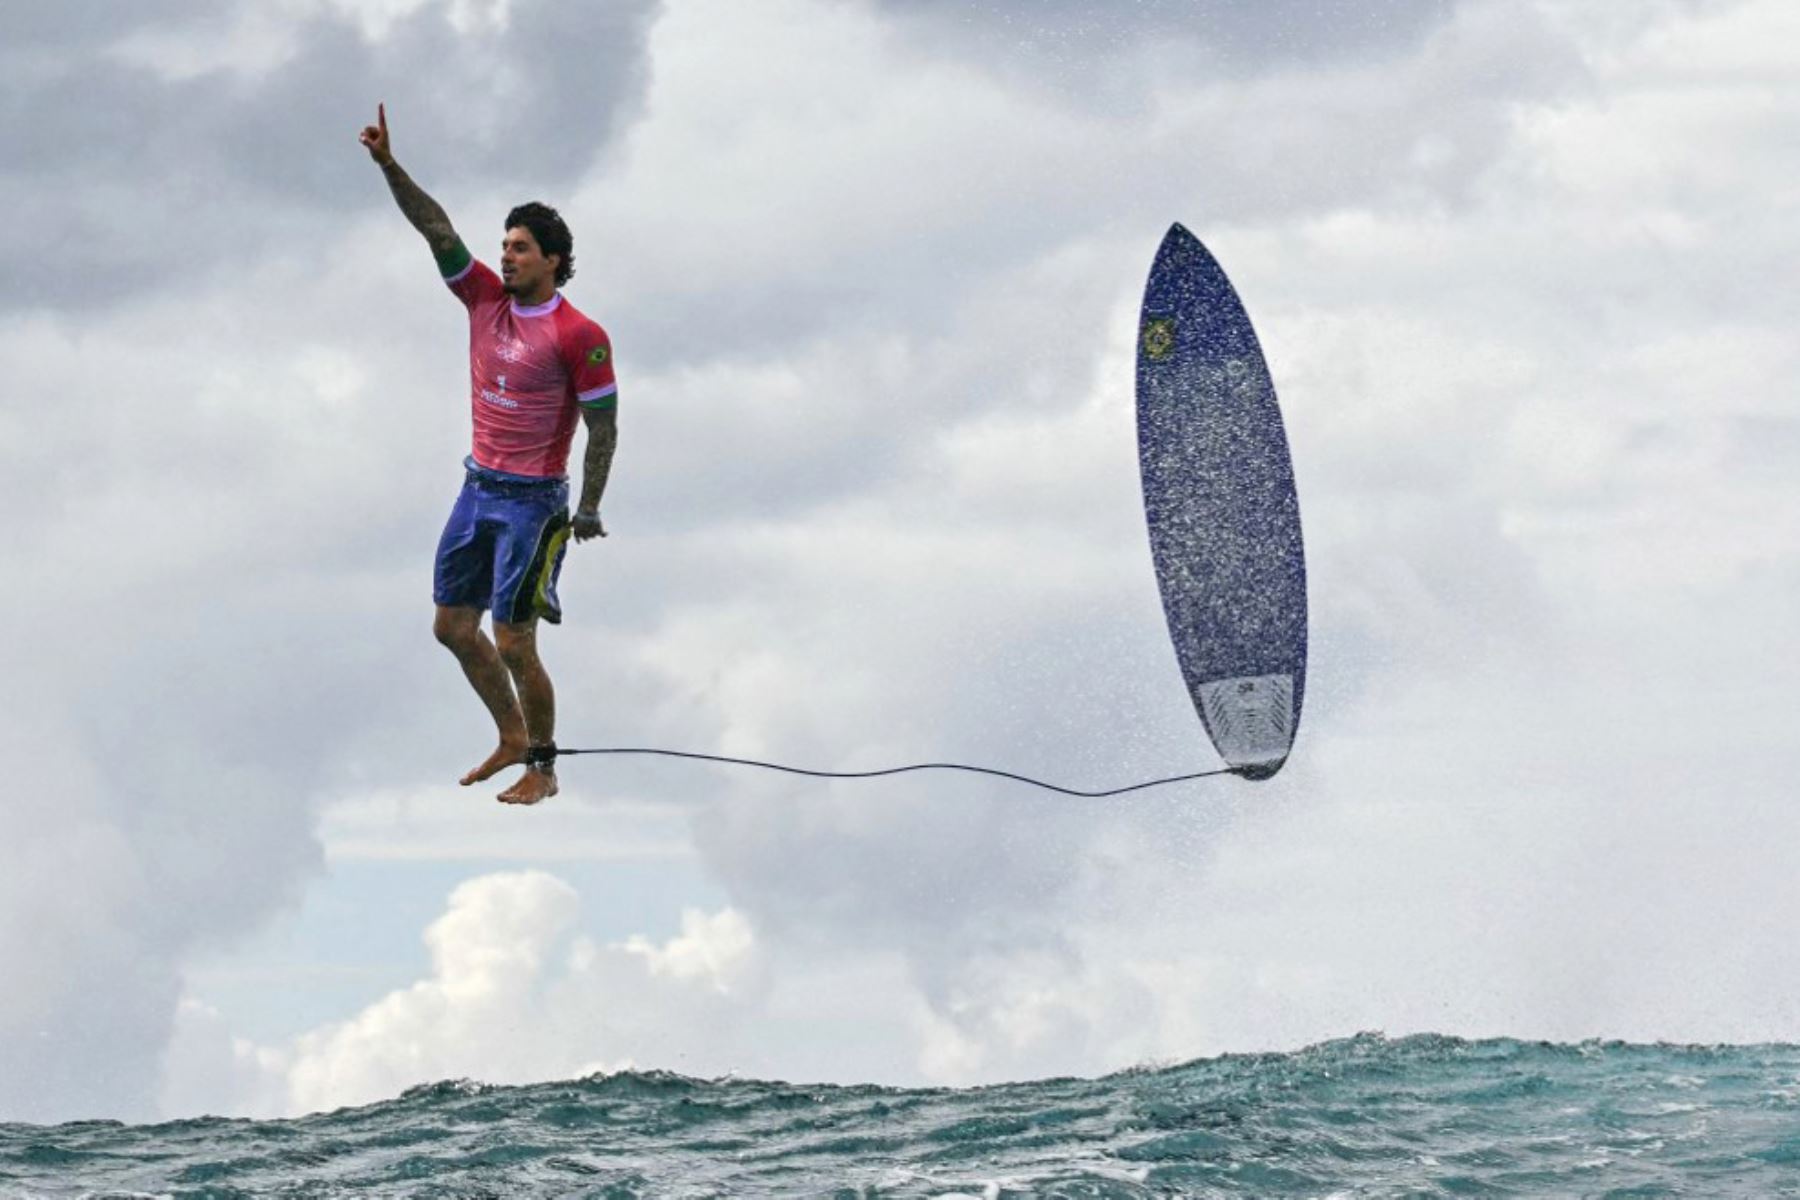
[0,261,456,1118]
[0,0,227,52]
[597,4,1586,388]
[0,571,370,1119]
[0,0,658,313]
[878,0,1458,92]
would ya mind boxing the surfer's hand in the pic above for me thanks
[359,102,393,166]
[573,510,607,542]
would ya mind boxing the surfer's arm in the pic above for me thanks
[360,104,463,265]
[381,160,464,266]
[577,406,617,517]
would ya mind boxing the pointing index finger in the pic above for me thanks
[378,102,387,135]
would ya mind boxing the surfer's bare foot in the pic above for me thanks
[497,768,558,806]
[461,738,528,786]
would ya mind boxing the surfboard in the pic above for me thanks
[1136,223,1307,780]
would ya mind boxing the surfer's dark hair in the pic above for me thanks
[505,201,575,286]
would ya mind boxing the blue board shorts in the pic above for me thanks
[433,462,572,625]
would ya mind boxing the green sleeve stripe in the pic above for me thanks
[579,394,618,411]
[435,238,472,279]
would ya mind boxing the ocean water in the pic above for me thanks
[6,1034,1800,1198]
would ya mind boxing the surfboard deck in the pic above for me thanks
[1136,224,1307,780]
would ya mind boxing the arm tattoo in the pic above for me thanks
[580,411,618,513]
[380,160,459,255]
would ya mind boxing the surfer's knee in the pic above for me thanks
[493,620,539,670]
[434,606,482,651]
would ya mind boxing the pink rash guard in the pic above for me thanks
[443,253,617,479]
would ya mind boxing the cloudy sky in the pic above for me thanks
[2,0,1795,1123]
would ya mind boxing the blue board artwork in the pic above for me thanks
[1136,223,1307,780]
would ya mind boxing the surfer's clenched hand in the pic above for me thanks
[573,510,607,542]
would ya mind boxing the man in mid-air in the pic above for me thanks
[360,103,618,806]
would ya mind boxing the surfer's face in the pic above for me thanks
[499,227,558,299]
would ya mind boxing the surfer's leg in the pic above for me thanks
[479,484,571,805]
[434,604,529,785]
[433,479,528,783]
[493,617,558,805]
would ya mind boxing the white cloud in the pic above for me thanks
[619,907,755,993]
[164,872,767,1116]
[283,871,583,1112]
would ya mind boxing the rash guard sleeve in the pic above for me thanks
[441,239,504,309]
[563,319,618,410]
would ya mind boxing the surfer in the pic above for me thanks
[359,103,618,806]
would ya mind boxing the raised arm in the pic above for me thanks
[359,103,464,266]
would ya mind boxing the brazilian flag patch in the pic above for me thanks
[586,344,610,366]
[1142,317,1176,362]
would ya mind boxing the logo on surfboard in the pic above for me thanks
[1142,317,1175,361]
